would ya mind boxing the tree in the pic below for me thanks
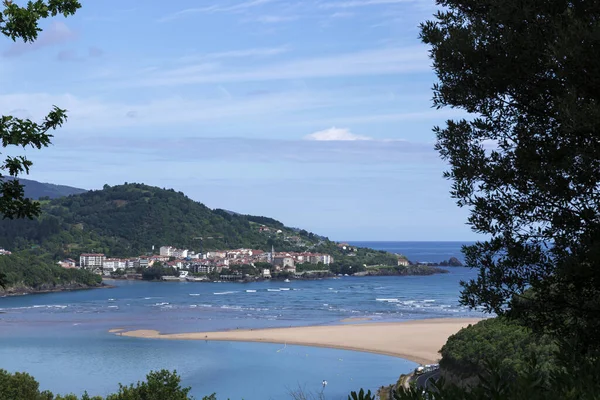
[420,1,600,351]
[0,0,81,219]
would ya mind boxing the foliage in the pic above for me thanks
[378,337,600,400]
[439,318,557,383]
[141,265,178,281]
[0,0,81,219]
[0,183,323,259]
[0,252,101,292]
[295,263,328,272]
[0,369,195,400]
[103,370,191,400]
[348,389,374,400]
[419,0,600,351]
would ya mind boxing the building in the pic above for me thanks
[159,246,174,256]
[57,259,77,269]
[309,254,333,265]
[79,254,105,270]
[397,256,410,267]
[262,269,271,278]
[172,249,188,258]
[134,257,150,269]
[103,258,126,270]
[273,256,295,269]
[0,248,12,255]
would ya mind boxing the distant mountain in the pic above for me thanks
[4,178,87,199]
[0,183,324,259]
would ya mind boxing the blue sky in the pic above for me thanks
[1,0,477,241]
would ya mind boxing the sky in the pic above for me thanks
[1,0,478,241]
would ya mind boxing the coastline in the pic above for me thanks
[112,318,482,365]
[0,283,113,297]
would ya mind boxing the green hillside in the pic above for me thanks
[0,183,324,259]
[3,178,87,199]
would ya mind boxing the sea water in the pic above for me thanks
[0,242,482,399]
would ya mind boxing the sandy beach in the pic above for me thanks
[114,318,481,365]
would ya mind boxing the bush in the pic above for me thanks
[439,318,557,384]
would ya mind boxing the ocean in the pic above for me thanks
[0,242,481,399]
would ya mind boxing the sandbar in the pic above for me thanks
[114,318,481,365]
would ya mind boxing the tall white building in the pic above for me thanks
[79,254,106,270]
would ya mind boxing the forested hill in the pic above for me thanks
[0,183,324,259]
[4,178,87,199]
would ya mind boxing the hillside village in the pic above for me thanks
[72,245,337,279]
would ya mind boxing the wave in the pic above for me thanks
[423,299,436,303]
[376,298,400,303]
[246,290,257,293]
[154,302,169,306]
[214,291,237,295]
[189,294,201,296]
[279,288,290,291]
[267,289,280,292]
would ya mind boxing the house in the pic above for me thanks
[79,253,106,270]
[262,269,271,278]
[397,256,410,267]
[273,256,295,269]
[0,248,12,255]
[57,259,77,269]
[133,257,150,269]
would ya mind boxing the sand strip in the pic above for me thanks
[114,318,481,365]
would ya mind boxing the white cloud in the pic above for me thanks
[253,15,298,23]
[160,0,275,22]
[321,0,413,8]
[0,90,335,131]
[3,22,77,57]
[304,127,371,141]
[204,46,290,59]
[128,46,428,87]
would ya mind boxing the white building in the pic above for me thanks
[159,246,174,256]
[103,258,126,270]
[309,254,333,265]
[262,269,271,278]
[172,249,189,258]
[79,253,106,270]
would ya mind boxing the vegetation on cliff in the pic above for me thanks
[0,252,102,294]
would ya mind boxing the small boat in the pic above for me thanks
[283,279,291,283]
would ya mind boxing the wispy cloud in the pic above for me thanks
[321,0,413,8]
[56,47,104,63]
[129,46,428,87]
[3,22,77,57]
[253,15,299,23]
[204,46,290,59]
[59,135,436,165]
[305,127,370,141]
[160,0,275,22]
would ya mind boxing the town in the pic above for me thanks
[69,246,336,281]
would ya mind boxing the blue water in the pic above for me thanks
[0,242,481,399]
[348,241,476,264]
